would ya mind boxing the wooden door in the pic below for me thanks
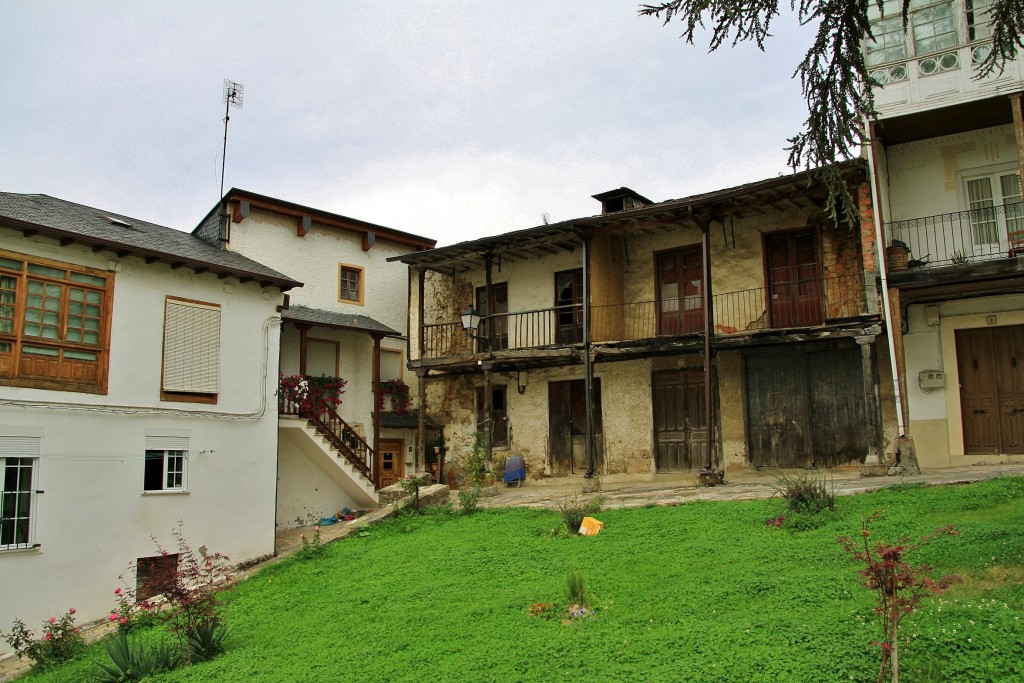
[475,386,509,447]
[476,283,508,351]
[554,270,583,344]
[765,230,823,328]
[957,326,1024,454]
[657,247,703,336]
[548,379,603,474]
[377,439,404,489]
[745,347,867,467]
[652,369,707,471]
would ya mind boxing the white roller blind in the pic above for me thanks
[144,435,190,451]
[162,298,220,393]
[0,435,41,456]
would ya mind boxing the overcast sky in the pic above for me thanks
[1,2,818,247]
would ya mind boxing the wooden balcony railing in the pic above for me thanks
[886,202,1024,270]
[420,273,875,360]
[279,391,374,482]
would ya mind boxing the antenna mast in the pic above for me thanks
[220,79,245,200]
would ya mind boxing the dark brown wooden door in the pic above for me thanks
[476,283,508,351]
[377,439,404,489]
[475,386,509,447]
[554,270,583,344]
[745,347,866,467]
[549,379,602,474]
[765,230,823,328]
[957,326,1024,454]
[652,369,707,471]
[657,247,703,336]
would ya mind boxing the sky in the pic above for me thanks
[0,1,818,247]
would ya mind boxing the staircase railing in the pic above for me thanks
[279,389,374,483]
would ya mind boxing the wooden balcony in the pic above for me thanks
[418,273,878,363]
[886,202,1024,270]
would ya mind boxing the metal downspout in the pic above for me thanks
[865,124,908,438]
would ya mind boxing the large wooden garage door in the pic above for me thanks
[744,347,867,467]
[956,325,1024,454]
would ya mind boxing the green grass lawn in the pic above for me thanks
[25,477,1024,682]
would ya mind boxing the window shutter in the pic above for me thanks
[163,299,220,393]
[144,435,190,452]
[0,435,41,456]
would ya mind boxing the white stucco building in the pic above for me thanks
[192,190,436,527]
[0,192,299,655]
[866,0,1024,467]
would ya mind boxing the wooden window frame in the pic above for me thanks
[338,264,365,305]
[161,296,220,404]
[0,249,113,394]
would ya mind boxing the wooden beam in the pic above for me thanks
[218,272,231,280]
[194,266,208,275]
[1011,93,1024,197]
[59,237,76,246]
[296,215,312,237]
[145,256,160,264]
[232,199,250,223]
[170,262,184,270]
[362,231,376,251]
[116,250,131,259]
[92,244,107,253]
[372,333,383,488]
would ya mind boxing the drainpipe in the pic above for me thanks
[865,121,908,441]
[698,217,715,473]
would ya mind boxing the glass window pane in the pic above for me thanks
[27,264,66,279]
[86,291,101,305]
[70,272,106,287]
[0,257,23,270]
[63,350,97,360]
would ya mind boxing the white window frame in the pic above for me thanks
[143,435,189,493]
[1,436,41,551]
[866,0,960,67]
[958,164,1024,254]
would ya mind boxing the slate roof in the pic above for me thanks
[0,192,302,291]
[281,305,399,336]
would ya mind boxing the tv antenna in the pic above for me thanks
[219,79,244,200]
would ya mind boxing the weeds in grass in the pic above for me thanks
[838,512,963,683]
[399,474,422,514]
[556,495,604,534]
[296,525,325,561]
[459,484,481,514]
[566,569,587,606]
[773,471,836,515]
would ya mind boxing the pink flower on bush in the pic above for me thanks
[314,525,321,532]
[44,633,52,641]
[48,617,56,624]
[69,608,76,615]
[114,587,121,595]
[109,613,119,622]
[119,617,128,625]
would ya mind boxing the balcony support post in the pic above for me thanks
[698,216,716,474]
[484,252,495,350]
[297,323,311,376]
[581,234,597,478]
[416,367,429,479]
[482,364,493,462]
[858,335,885,467]
[371,332,383,488]
[1011,93,1024,198]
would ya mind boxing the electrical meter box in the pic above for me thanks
[919,370,945,389]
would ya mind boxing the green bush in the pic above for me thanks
[556,495,604,534]
[92,632,180,682]
[458,484,481,514]
[773,471,836,515]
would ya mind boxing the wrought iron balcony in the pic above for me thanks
[886,202,1024,271]
[419,272,876,360]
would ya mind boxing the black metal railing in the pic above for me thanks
[886,202,1024,270]
[420,272,875,359]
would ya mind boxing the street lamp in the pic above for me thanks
[460,306,488,351]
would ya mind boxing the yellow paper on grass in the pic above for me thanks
[578,516,604,536]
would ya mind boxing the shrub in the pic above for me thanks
[399,474,422,514]
[186,618,229,663]
[458,484,481,515]
[134,522,233,665]
[773,471,836,515]
[556,495,604,534]
[838,512,963,683]
[92,632,180,682]
[1,608,84,670]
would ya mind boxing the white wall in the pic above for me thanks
[0,231,282,654]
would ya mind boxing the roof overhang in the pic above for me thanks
[0,214,301,292]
